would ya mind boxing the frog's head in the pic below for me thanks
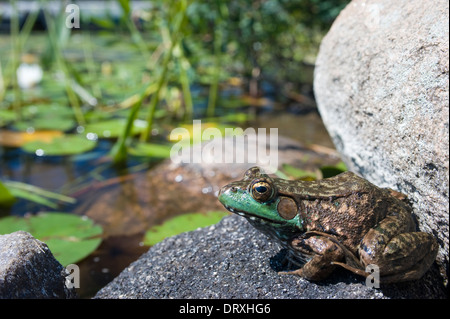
[218,167,304,243]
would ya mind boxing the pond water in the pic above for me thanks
[0,32,335,298]
[1,110,334,298]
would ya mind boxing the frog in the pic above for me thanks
[218,166,438,283]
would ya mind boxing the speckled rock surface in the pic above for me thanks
[314,0,449,280]
[94,215,446,299]
[0,231,77,299]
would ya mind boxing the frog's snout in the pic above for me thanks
[219,185,237,197]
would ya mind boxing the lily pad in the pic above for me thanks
[0,212,103,266]
[0,109,18,127]
[143,211,229,246]
[22,134,97,156]
[83,119,148,138]
[13,117,76,132]
[22,103,74,118]
[0,129,64,148]
[128,142,172,158]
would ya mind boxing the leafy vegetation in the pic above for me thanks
[0,0,349,293]
[0,212,102,266]
[1,0,348,160]
[143,211,229,246]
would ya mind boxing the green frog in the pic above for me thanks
[218,166,438,283]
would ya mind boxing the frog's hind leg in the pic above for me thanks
[359,210,438,283]
[279,234,345,281]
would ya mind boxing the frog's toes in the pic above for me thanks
[278,268,304,276]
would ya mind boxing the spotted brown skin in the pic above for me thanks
[219,166,438,283]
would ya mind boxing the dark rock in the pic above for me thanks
[0,231,77,299]
[94,215,446,299]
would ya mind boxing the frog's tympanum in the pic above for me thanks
[219,166,438,283]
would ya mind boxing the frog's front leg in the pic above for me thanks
[359,209,438,283]
[280,234,345,281]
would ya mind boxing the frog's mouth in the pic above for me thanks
[222,204,284,225]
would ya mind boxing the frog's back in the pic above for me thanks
[276,171,376,200]
[289,172,411,253]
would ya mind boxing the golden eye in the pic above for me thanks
[250,179,275,202]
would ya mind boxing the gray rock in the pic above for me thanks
[0,231,77,299]
[94,215,446,299]
[313,0,449,281]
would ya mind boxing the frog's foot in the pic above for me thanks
[278,234,346,281]
[359,210,439,283]
[278,268,305,277]
[385,188,408,201]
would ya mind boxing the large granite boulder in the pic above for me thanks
[314,0,449,282]
[0,231,77,298]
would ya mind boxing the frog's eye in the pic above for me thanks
[250,179,275,203]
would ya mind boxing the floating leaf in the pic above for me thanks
[22,103,74,118]
[13,118,76,132]
[0,213,103,266]
[0,109,18,127]
[83,119,147,138]
[128,142,172,158]
[143,211,228,246]
[0,129,64,148]
[22,134,97,156]
[169,122,243,144]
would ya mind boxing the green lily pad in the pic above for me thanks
[83,119,148,138]
[0,109,18,127]
[22,134,97,156]
[0,212,103,266]
[22,103,74,118]
[143,211,229,246]
[128,142,172,158]
[12,103,76,132]
[14,117,76,132]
